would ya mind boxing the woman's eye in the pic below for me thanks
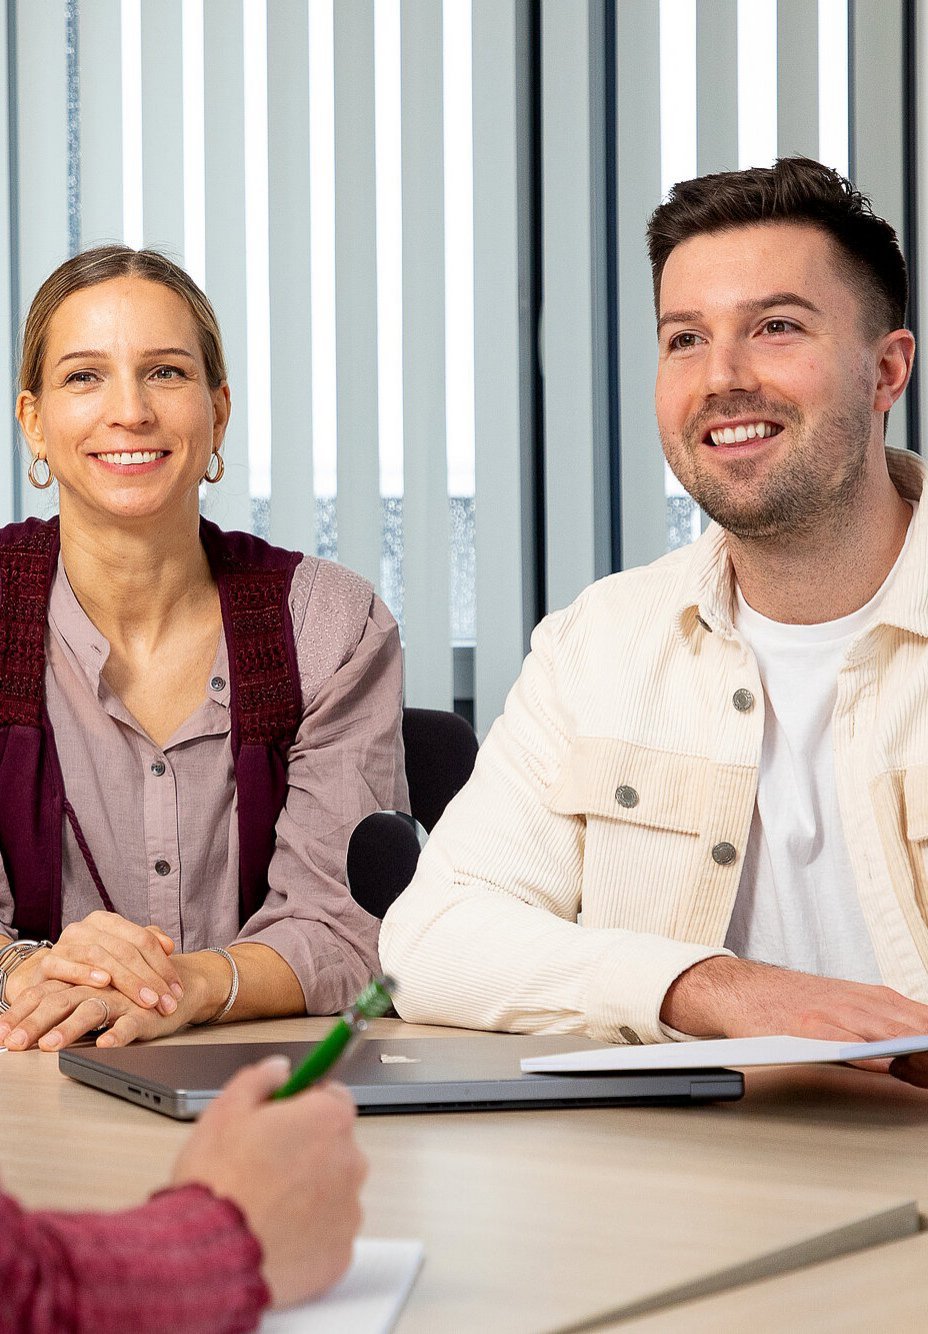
[64,370,99,385]
[151,365,186,380]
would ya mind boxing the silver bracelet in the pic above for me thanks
[0,940,52,1014]
[203,947,240,1025]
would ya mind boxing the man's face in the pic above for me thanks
[654,222,884,540]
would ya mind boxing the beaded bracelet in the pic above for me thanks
[203,946,240,1025]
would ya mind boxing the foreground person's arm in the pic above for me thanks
[1,1059,366,1333]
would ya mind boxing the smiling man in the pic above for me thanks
[381,158,928,1085]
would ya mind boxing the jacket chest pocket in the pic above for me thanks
[544,737,708,935]
[898,767,928,926]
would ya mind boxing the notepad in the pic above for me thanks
[520,1032,928,1073]
[260,1238,424,1334]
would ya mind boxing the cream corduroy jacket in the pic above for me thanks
[381,449,928,1044]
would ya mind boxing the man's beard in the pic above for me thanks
[661,393,872,540]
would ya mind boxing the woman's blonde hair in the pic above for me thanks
[20,245,227,394]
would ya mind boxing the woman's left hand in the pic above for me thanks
[0,958,206,1051]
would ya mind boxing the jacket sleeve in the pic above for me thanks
[0,1183,268,1334]
[379,610,729,1044]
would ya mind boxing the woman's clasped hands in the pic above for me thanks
[0,911,195,1051]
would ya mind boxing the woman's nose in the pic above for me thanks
[104,375,154,428]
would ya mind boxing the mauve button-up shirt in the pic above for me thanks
[0,549,408,1014]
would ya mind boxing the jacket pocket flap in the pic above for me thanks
[545,736,704,834]
[904,767,928,842]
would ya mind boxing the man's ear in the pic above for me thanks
[874,328,915,412]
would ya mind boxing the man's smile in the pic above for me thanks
[704,420,784,446]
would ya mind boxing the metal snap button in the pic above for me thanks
[150,760,166,777]
[619,1025,642,1044]
[154,859,171,876]
[711,842,737,866]
[615,785,639,809]
[732,688,755,712]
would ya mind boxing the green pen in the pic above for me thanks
[271,975,396,1099]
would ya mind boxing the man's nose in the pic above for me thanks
[703,337,760,397]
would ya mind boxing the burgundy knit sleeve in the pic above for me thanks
[0,1183,270,1334]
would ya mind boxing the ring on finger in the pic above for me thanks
[87,997,110,1031]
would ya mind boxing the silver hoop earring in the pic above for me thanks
[204,451,224,484]
[27,456,53,490]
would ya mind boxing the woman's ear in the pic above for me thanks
[211,383,231,447]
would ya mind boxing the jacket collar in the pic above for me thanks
[676,447,928,642]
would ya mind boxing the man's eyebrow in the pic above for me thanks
[656,292,822,335]
[53,346,198,368]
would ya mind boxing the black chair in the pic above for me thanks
[346,707,479,919]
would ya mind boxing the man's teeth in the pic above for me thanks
[708,422,778,446]
[96,451,166,465]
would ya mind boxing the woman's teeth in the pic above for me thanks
[96,451,166,466]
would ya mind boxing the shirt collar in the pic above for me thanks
[674,447,928,644]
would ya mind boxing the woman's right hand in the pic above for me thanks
[172,1059,367,1306]
[4,911,182,1016]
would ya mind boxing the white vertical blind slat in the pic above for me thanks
[202,0,251,532]
[400,0,452,709]
[540,0,611,610]
[615,0,664,570]
[15,0,69,522]
[266,0,314,554]
[472,0,535,736]
[78,0,123,247]
[696,0,738,176]
[333,0,381,588]
[850,0,908,452]
[141,0,184,258]
[777,0,819,158]
[0,0,16,525]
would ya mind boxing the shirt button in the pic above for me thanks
[210,676,226,692]
[732,688,755,712]
[154,859,171,877]
[711,842,737,866]
[150,760,166,777]
[615,785,639,809]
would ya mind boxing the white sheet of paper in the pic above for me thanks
[259,1238,424,1334]
[520,1033,928,1073]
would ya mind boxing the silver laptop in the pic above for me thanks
[59,1034,743,1119]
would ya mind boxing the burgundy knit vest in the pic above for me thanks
[0,516,303,938]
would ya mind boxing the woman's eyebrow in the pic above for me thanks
[53,346,198,369]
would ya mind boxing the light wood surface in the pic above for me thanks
[3,1018,927,1332]
[617,1230,928,1333]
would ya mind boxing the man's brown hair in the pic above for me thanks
[646,157,908,339]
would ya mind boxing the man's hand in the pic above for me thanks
[5,911,182,1016]
[661,956,928,1087]
[172,1058,367,1307]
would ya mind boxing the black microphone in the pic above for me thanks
[346,811,426,920]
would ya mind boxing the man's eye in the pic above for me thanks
[763,319,795,335]
[668,332,702,351]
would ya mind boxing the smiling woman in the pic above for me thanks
[0,246,407,1053]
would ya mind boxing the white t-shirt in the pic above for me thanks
[724,517,915,983]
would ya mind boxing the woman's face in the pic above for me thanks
[17,275,230,529]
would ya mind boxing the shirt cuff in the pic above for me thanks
[585,936,734,1045]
